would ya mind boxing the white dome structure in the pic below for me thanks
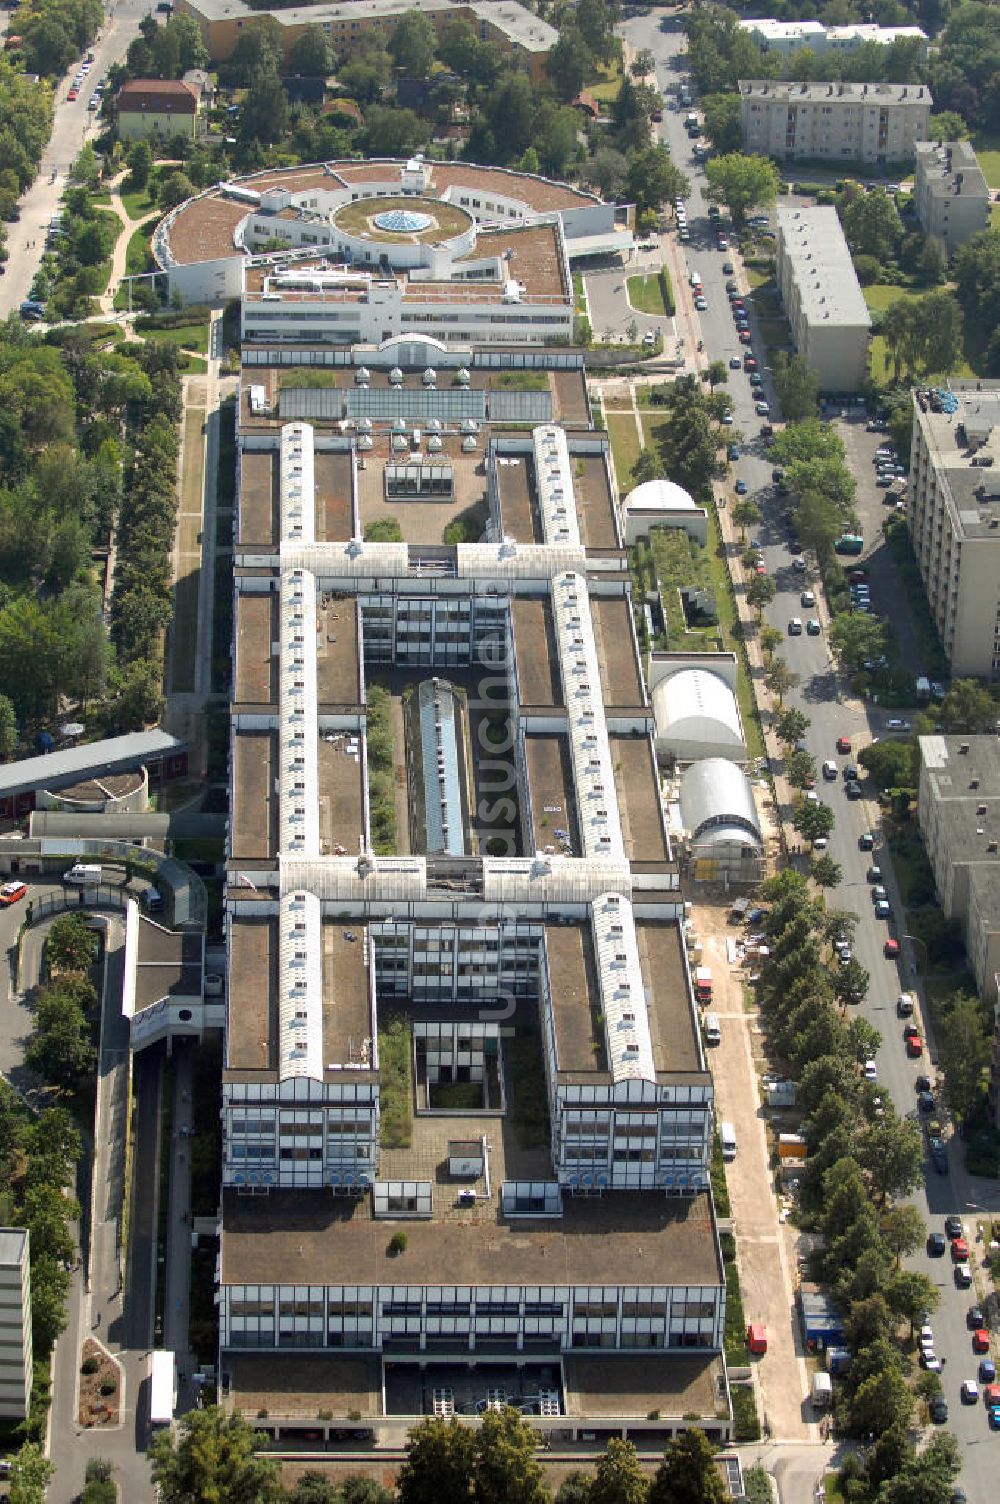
[679,758,763,879]
[625,479,696,513]
[653,669,746,764]
[621,478,706,545]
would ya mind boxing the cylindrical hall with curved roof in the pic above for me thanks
[621,478,706,545]
[652,668,746,764]
[679,758,763,880]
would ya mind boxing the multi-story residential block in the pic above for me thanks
[215,342,733,1441]
[917,735,1000,1123]
[914,140,991,254]
[908,383,1000,677]
[739,79,931,164]
[739,19,928,58]
[116,80,202,140]
[775,206,871,392]
[176,0,557,80]
[0,1230,32,1419]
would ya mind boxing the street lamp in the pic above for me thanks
[902,932,929,976]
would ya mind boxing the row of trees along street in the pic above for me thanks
[753,869,965,1504]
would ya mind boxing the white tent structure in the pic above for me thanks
[652,668,746,763]
[679,758,763,880]
[621,478,707,545]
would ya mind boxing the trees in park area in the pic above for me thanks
[647,375,727,499]
[881,290,964,383]
[705,154,780,227]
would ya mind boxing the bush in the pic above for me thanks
[731,1383,761,1441]
[99,1379,117,1396]
[81,1356,100,1376]
[388,1231,408,1255]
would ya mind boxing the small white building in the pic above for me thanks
[621,478,707,546]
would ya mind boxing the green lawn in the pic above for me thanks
[125,216,158,277]
[627,273,668,316]
[142,321,210,355]
[972,134,1000,189]
[863,283,925,312]
[120,184,159,222]
[587,57,624,105]
[607,411,642,491]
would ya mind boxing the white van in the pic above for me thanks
[64,863,102,885]
[689,269,702,289]
[704,1013,722,1046]
[720,1122,737,1160]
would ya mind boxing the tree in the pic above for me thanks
[363,106,430,157]
[125,138,153,192]
[590,1439,648,1504]
[793,798,834,845]
[828,611,889,676]
[0,691,16,760]
[859,1115,924,1204]
[389,9,437,78]
[936,994,990,1122]
[149,1408,282,1504]
[289,25,332,77]
[938,677,999,733]
[776,707,810,748]
[704,360,728,392]
[857,738,915,794]
[705,153,780,227]
[158,170,196,210]
[648,1430,726,1504]
[841,188,903,261]
[731,497,760,540]
[787,748,817,789]
[556,1475,592,1504]
[811,854,842,888]
[25,983,95,1095]
[631,48,656,78]
[239,72,289,148]
[760,624,782,661]
[884,1267,939,1335]
[547,27,593,101]
[588,148,629,201]
[763,656,798,704]
[880,1204,925,1266]
[474,1407,549,1504]
[631,447,665,485]
[8,1442,53,1504]
[877,1431,960,1504]
[771,352,819,423]
[701,92,742,153]
[45,913,99,974]
[626,147,689,215]
[745,572,775,618]
[834,956,869,1007]
[285,1474,342,1503]
[397,1416,476,1504]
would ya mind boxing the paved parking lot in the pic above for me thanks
[833,416,926,676]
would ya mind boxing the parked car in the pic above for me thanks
[884,938,900,958]
[0,881,26,907]
[928,1232,947,1256]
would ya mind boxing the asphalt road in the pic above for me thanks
[629,11,1000,1499]
[585,261,677,346]
[0,0,151,318]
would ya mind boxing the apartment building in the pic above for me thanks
[775,206,871,392]
[176,0,557,80]
[0,1230,32,1419]
[739,19,928,58]
[917,735,1000,1123]
[908,383,1000,677]
[914,140,991,254]
[218,348,731,1442]
[739,79,932,164]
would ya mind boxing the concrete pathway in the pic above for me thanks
[98,175,135,317]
